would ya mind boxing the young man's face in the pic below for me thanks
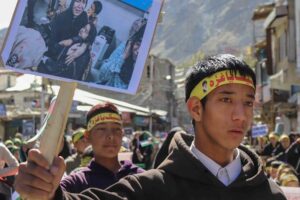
[196,83,255,152]
[73,0,86,17]
[88,122,123,159]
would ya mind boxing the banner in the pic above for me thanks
[251,124,268,138]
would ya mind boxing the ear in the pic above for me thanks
[186,97,203,122]
[84,131,91,142]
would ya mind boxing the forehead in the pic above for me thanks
[209,83,255,97]
[92,122,122,129]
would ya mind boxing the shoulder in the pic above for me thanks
[67,166,91,178]
[122,169,167,186]
[120,160,145,174]
[105,169,172,199]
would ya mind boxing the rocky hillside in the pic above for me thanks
[151,0,270,64]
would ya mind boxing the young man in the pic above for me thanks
[14,54,286,200]
[60,102,144,193]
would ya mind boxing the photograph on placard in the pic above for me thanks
[1,0,162,94]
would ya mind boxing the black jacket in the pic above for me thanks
[57,132,286,200]
[47,1,88,58]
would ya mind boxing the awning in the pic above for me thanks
[269,70,290,91]
[6,74,167,117]
[6,74,42,92]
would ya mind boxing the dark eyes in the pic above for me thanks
[244,101,254,107]
[220,97,231,103]
[220,98,254,107]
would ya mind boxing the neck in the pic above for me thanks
[94,156,121,173]
[194,130,235,167]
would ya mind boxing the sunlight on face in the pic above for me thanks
[198,84,255,152]
[88,122,123,159]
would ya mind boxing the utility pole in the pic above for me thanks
[149,55,154,133]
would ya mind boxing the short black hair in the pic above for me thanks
[93,1,103,15]
[185,54,256,104]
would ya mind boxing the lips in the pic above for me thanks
[228,129,244,135]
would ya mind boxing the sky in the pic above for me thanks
[0,0,18,29]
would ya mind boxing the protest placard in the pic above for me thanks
[251,124,269,138]
[1,0,163,94]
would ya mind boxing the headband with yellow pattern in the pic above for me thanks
[86,113,122,132]
[190,70,255,100]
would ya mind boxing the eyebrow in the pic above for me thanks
[218,90,255,99]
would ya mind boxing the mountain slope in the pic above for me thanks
[151,0,269,64]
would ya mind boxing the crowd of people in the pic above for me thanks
[254,132,300,187]
[0,54,299,200]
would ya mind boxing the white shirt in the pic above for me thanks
[190,141,242,186]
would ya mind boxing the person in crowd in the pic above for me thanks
[14,132,23,141]
[278,173,299,187]
[14,54,287,200]
[130,131,143,166]
[272,134,291,162]
[153,126,186,168]
[276,163,299,183]
[65,128,91,174]
[138,131,154,169]
[59,102,144,193]
[255,135,267,155]
[285,137,300,174]
[0,141,19,200]
[130,131,153,169]
[59,135,73,160]
[260,132,280,157]
[269,160,284,181]
[8,145,21,163]
[97,19,147,89]
[0,141,19,178]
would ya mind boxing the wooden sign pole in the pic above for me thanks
[39,81,77,165]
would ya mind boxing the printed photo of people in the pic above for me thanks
[2,0,162,93]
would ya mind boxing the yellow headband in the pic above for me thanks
[87,113,122,132]
[72,129,85,143]
[190,70,255,100]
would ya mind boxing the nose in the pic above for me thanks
[232,102,247,122]
[105,129,115,140]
